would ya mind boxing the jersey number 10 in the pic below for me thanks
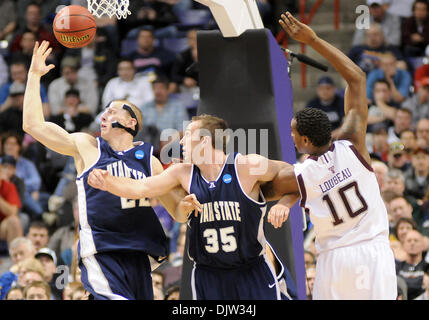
[322,181,368,226]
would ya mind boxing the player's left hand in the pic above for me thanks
[179,193,203,218]
[279,11,317,45]
[88,169,109,191]
[267,203,290,228]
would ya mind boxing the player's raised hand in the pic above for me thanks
[267,203,290,229]
[179,193,203,218]
[279,11,317,45]
[29,41,55,77]
[88,169,109,191]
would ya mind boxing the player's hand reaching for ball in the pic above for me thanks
[29,41,55,77]
[267,203,290,229]
[88,169,109,191]
[178,193,203,218]
[279,11,317,45]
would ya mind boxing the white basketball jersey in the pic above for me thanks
[294,140,390,254]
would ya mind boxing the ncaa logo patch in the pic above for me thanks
[222,174,232,184]
[135,150,145,159]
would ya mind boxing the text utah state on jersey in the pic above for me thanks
[199,201,241,223]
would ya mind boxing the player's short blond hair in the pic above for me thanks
[113,100,143,132]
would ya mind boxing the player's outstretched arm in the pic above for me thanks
[279,12,368,162]
[88,163,185,200]
[23,41,93,157]
[261,163,300,228]
[151,157,201,222]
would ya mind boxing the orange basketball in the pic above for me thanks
[53,5,96,49]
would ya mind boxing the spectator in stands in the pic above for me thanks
[0,83,26,136]
[16,0,60,30]
[416,117,429,148]
[5,285,24,300]
[387,108,413,144]
[367,79,400,132]
[414,46,429,90]
[401,129,419,159]
[0,237,34,299]
[9,31,36,67]
[0,0,17,41]
[35,247,62,300]
[27,221,49,252]
[64,28,118,90]
[8,237,35,269]
[387,0,415,19]
[10,2,61,61]
[125,26,176,79]
[372,160,389,190]
[385,167,427,227]
[415,263,429,299]
[0,154,28,231]
[404,147,429,200]
[63,281,84,300]
[353,0,402,47]
[389,196,414,226]
[48,56,99,116]
[48,195,78,268]
[367,53,412,104]
[420,188,429,234]
[152,269,165,300]
[368,124,390,162]
[402,77,429,126]
[305,76,345,137]
[164,284,180,300]
[102,58,154,109]
[402,0,429,57]
[348,23,404,75]
[0,55,8,88]
[396,230,427,299]
[2,132,47,219]
[16,257,45,289]
[305,266,316,300]
[387,141,411,172]
[117,1,179,39]
[0,156,22,245]
[0,60,49,117]
[140,76,188,133]
[48,89,94,134]
[170,29,199,93]
[23,280,51,300]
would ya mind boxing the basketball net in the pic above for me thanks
[87,0,131,19]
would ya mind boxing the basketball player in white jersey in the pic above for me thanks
[263,12,397,299]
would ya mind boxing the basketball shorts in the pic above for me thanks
[191,255,281,300]
[79,251,153,300]
[312,240,397,300]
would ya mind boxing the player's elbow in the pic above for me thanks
[348,67,366,85]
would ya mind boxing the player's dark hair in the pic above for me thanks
[294,108,332,147]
